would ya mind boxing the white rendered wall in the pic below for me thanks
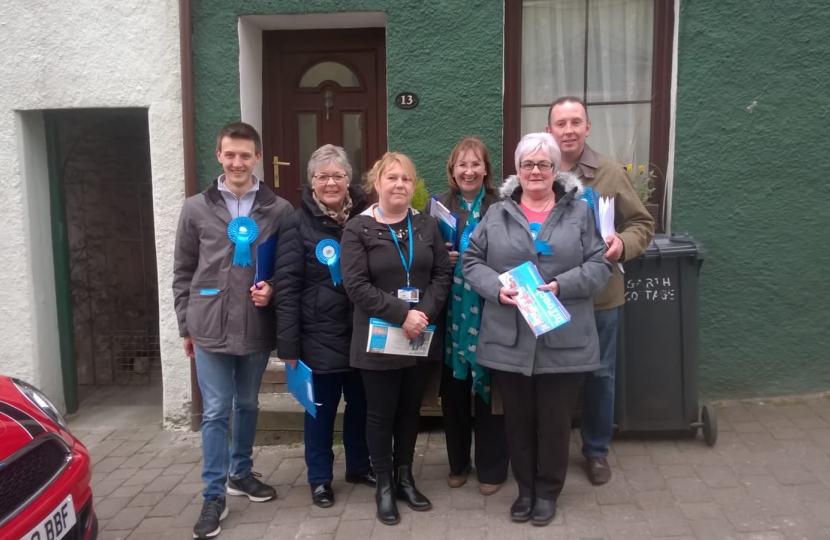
[13,111,63,409]
[0,1,188,427]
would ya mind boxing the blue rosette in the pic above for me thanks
[529,222,553,255]
[228,217,259,267]
[316,239,343,285]
[459,222,476,253]
[580,186,602,233]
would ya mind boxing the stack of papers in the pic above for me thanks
[499,262,571,337]
[428,197,459,249]
[366,318,436,356]
[597,197,624,274]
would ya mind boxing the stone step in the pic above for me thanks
[255,392,339,446]
[255,389,443,446]
[260,359,287,394]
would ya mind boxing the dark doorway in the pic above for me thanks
[46,109,160,405]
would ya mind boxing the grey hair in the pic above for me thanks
[514,132,561,172]
[307,144,353,185]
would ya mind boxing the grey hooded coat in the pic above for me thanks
[461,172,613,376]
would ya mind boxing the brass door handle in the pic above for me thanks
[273,156,290,188]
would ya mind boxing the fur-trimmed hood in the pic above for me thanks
[499,171,584,201]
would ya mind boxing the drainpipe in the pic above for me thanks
[179,0,202,431]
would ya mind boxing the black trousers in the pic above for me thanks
[491,369,582,500]
[360,362,430,473]
[440,363,509,484]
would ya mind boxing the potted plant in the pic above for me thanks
[624,163,660,226]
[411,177,430,212]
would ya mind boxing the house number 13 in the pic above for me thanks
[395,92,419,109]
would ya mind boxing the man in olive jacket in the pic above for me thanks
[173,122,293,539]
[547,97,655,485]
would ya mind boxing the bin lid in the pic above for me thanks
[641,233,706,260]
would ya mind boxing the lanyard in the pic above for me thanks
[377,207,414,287]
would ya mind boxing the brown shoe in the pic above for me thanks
[447,473,468,488]
[479,483,502,496]
[586,457,612,485]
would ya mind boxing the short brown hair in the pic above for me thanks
[364,152,418,195]
[216,122,262,154]
[446,137,496,195]
[547,96,589,126]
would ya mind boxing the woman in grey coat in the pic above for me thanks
[462,132,612,526]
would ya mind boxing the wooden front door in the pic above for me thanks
[263,29,387,206]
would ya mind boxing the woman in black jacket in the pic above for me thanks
[341,152,453,525]
[424,137,509,495]
[274,145,374,509]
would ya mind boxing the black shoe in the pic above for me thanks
[531,498,557,526]
[375,470,400,526]
[586,457,612,485]
[226,471,277,502]
[510,496,533,523]
[192,497,228,539]
[394,464,432,511]
[345,470,377,487]
[310,483,335,508]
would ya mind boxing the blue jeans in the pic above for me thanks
[581,307,621,458]
[305,371,371,485]
[194,346,270,499]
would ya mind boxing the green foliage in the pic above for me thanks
[411,178,430,212]
[624,163,657,204]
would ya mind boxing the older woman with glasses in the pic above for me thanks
[462,132,612,526]
[274,145,375,509]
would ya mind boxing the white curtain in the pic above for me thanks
[521,0,654,169]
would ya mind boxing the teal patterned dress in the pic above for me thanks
[445,188,491,402]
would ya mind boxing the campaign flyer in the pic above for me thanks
[498,262,571,337]
[367,318,436,356]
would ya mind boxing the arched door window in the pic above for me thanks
[299,61,361,88]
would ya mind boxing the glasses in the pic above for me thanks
[314,174,348,184]
[519,161,554,171]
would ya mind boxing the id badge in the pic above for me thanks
[397,287,420,303]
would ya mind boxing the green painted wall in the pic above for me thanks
[193,0,830,399]
[192,1,504,192]
[673,1,830,398]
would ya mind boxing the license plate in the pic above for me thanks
[22,495,76,540]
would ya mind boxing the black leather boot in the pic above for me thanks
[531,498,557,526]
[395,465,432,511]
[375,471,400,526]
[510,495,533,522]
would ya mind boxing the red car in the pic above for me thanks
[0,376,98,540]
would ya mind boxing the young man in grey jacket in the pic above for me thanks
[173,122,293,539]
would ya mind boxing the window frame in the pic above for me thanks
[503,0,674,228]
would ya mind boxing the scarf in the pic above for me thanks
[312,191,353,227]
[445,187,491,402]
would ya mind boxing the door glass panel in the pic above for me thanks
[298,113,318,173]
[299,62,360,88]
[342,113,363,179]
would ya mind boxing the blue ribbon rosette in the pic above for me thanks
[459,222,476,253]
[580,187,602,233]
[529,222,553,255]
[316,239,343,285]
[228,217,259,267]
